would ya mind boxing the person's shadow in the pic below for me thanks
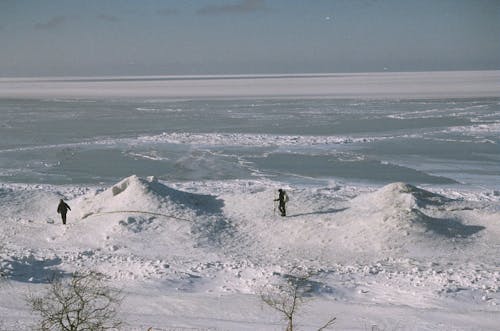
[287,207,349,218]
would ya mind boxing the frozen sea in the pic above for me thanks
[1,71,500,330]
[0,71,499,189]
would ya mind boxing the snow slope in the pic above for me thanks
[1,176,499,329]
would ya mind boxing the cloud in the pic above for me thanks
[197,0,268,15]
[34,16,66,30]
[97,14,119,22]
[157,8,179,16]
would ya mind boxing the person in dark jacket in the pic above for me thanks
[57,199,71,225]
[274,189,289,217]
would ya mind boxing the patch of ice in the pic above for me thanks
[137,132,381,147]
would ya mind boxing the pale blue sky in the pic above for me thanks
[1,0,499,76]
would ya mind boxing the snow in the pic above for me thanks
[136,132,382,147]
[1,175,499,329]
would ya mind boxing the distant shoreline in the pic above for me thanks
[1,69,498,81]
[0,70,498,100]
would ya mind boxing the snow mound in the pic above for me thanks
[78,175,224,221]
[68,175,230,256]
[342,182,484,257]
[356,182,452,211]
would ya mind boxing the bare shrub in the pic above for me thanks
[261,269,336,331]
[28,271,123,331]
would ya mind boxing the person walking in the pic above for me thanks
[274,189,289,217]
[57,199,71,225]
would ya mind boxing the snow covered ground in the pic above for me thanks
[1,72,499,330]
[1,176,499,330]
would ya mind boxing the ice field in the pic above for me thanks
[0,71,499,330]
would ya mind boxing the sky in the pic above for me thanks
[1,0,499,77]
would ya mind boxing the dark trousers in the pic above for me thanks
[61,212,67,225]
[279,203,286,216]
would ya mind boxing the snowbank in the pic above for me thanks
[78,175,224,221]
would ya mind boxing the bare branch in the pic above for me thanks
[261,269,336,331]
[317,316,336,331]
[27,271,123,330]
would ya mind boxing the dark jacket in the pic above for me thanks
[275,190,289,205]
[57,200,71,214]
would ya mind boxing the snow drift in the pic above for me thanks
[337,182,487,259]
[78,175,224,221]
[350,182,480,240]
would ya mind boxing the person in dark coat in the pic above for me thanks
[57,199,71,225]
[274,189,289,217]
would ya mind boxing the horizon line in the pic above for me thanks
[1,69,499,81]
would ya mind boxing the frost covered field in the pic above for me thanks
[0,71,499,330]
